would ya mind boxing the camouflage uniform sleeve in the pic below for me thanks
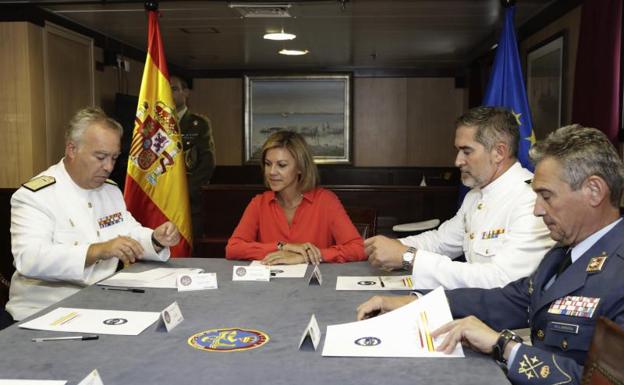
[508,344,580,385]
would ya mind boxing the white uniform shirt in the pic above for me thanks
[401,162,554,289]
[6,160,170,320]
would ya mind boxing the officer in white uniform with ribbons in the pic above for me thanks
[366,106,554,289]
[5,107,181,322]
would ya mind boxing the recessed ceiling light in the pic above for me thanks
[264,31,296,41]
[279,49,309,56]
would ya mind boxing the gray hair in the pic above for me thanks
[66,107,123,145]
[529,125,624,207]
[456,106,520,158]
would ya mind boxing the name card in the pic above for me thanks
[298,314,322,351]
[177,273,218,291]
[77,369,104,385]
[161,301,184,332]
[232,265,271,282]
[307,265,323,286]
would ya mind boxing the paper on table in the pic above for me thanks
[19,307,160,336]
[97,267,204,288]
[250,261,308,278]
[335,276,413,291]
[322,287,463,357]
[0,381,67,385]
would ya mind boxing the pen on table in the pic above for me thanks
[101,287,145,293]
[33,335,99,342]
[378,276,386,288]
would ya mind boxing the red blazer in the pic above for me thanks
[226,188,366,263]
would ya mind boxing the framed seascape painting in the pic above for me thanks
[244,75,351,164]
[526,32,566,139]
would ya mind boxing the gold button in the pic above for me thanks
[536,329,544,340]
[88,202,92,208]
[97,231,100,237]
[477,203,483,210]
[74,241,78,246]
[561,339,568,350]
[485,249,489,254]
[469,233,474,240]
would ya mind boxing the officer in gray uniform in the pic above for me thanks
[171,75,216,242]
[356,125,624,385]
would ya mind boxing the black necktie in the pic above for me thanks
[555,248,572,279]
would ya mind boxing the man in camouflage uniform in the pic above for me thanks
[171,75,216,242]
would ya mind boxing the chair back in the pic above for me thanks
[581,317,624,385]
[345,207,377,239]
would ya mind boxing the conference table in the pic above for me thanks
[0,259,510,385]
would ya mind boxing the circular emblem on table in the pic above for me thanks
[163,311,171,323]
[270,269,284,276]
[188,328,269,352]
[103,318,128,325]
[357,280,377,286]
[235,267,247,277]
[180,275,193,286]
[354,337,381,346]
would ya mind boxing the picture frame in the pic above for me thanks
[526,32,566,140]
[244,75,352,164]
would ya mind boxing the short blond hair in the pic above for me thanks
[261,131,319,192]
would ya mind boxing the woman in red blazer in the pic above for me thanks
[226,131,366,265]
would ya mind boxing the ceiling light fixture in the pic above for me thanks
[279,48,309,56]
[264,30,296,41]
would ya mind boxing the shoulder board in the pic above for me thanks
[22,175,56,192]
[105,179,118,186]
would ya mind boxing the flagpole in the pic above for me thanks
[145,1,158,11]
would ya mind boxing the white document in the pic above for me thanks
[97,268,204,289]
[336,276,413,291]
[161,302,184,332]
[19,307,160,336]
[76,370,103,385]
[177,272,218,291]
[322,287,463,357]
[0,380,67,385]
[249,261,308,278]
[232,265,271,281]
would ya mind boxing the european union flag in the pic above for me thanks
[483,6,536,171]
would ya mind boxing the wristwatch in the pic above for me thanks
[492,329,523,363]
[402,247,417,271]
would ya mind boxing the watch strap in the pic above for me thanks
[492,329,523,363]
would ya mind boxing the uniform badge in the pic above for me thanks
[22,175,56,192]
[548,295,600,318]
[518,354,547,379]
[586,253,607,273]
[98,212,123,229]
[188,328,269,352]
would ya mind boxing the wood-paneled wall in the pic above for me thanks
[192,77,466,167]
[0,22,46,188]
[43,22,95,165]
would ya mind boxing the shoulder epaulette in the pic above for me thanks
[105,179,118,186]
[22,175,56,192]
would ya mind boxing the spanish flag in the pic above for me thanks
[124,9,192,257]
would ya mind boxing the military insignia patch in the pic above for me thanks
[188,328,269,352]
[518,354,545,379]
[548,296,600,318]
[98,212,123,229]
[586,254,607,273]
[23,176,56,192]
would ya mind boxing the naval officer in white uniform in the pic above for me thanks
[5,107,181,321]
[366,106,554,289]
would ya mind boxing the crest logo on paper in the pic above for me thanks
[354,337,381,346]
[103,318,128,325]
[188,328,269,352]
